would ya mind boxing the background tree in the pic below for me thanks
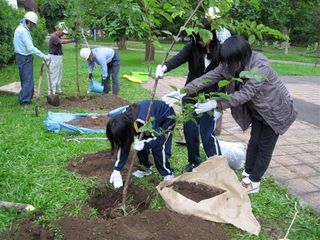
[38,0,65,33]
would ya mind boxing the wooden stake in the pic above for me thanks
[64,137,108,142]
[0,201,35,211]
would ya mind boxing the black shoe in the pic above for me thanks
[184,162,200,172]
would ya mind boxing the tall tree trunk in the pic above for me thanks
[145,39,154,62]
[283,27,290,54]
[117,36,127,50]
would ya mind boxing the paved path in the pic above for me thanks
[142,75,320,211]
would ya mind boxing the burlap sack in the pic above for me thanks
[156,156,261,235]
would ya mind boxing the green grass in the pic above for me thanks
[89,37,320,65]
[0,43,319,239]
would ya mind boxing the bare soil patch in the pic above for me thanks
[170,181,225,203]
[46,94,130,111]
[66,115,109,129]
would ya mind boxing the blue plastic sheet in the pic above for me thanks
[44,105,128,133]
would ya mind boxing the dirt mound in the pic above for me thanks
[55,208,228,240]
[170,181,225,203]
[68,150,119,180]
[1,149,229,240]
[0,211,55,240]
[87,185,150,219]
[66,115,109,129]
[46,94,130,111]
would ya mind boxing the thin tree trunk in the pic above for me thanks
[145,39,155,62]
[117,36,127,50]
[283,27,290,55]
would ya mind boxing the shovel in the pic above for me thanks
[46,62,60,106]
[34,62,45,116]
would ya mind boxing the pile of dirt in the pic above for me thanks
[46,94,130,111]
[56,209,228,240]
[170,181,225,203]
[1,149,229,239]
[66,115,109,129]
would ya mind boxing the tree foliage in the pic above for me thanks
[0,0,47,66]
[38,0,65,33]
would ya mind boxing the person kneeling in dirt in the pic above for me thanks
[80,47,120,95]
[106,100,176,188]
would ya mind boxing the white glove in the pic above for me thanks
[133,139,145,151]
[42,55,50,62]
[155,64,167,78]
[162,90,186,107]
[194,99,217,114]
[109,170,123,188]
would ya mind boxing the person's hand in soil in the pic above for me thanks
[109,170,123,188]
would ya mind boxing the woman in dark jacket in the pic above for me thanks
[164,35,297,193]
[156,18,231,172]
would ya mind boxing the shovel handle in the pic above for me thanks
[40,62,45,76]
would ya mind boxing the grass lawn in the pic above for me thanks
[0,43,319,239]
[89,37,320,65]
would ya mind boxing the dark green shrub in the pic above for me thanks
[0,0,21,66]
[0,0,47,67]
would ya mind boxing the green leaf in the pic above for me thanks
[218,80,230,88]
[161,30,172,36]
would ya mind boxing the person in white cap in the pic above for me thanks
[156,18,231,173]
[80,47,120,95]
[13,11,50,108]
[47,22,77,95]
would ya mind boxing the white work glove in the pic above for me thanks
[42,54,50,62]
[194,99,217,114]
[109,170,123,188]
[155,64,167,78]
[133,139,145,151]
[162,90,186,107]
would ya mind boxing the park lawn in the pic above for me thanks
[90,37,320,65]
[0,43,319,239]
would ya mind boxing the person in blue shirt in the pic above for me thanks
[106,100,175,188]
[80,47,120,95]
[13,11,49,108]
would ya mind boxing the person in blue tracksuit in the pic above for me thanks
[106,100,175,188]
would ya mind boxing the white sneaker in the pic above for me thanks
[242,170,250,177]
[163,174,174,181]
[241,177,260,194]
[132,169,152,178]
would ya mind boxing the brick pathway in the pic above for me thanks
[142,76,320,211]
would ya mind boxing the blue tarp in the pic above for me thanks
[44,105,128,133]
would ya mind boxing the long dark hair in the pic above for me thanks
[106,113,135,156]
[192,18,220,69]
[219,35,252,76]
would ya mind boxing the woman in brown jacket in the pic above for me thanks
[163,35,297,193]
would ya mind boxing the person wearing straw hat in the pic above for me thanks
[47,22,77,95]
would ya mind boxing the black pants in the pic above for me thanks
[245,118,279,182]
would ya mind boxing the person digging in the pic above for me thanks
[106,100,176,188]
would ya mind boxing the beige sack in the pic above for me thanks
[156,156,261,235]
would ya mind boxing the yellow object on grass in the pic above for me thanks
[131,72,149,82]
[123,74,143,83]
